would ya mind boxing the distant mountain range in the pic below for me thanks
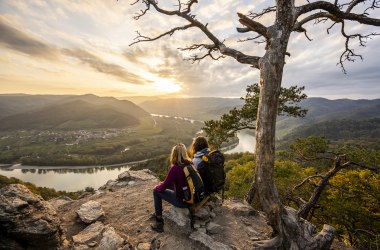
[0,94,150,130]
[137,97,244,121]
[276,98,380,139]
[1,94,379,144]
[125,95,380,145]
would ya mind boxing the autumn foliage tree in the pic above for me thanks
[129,0,380,249]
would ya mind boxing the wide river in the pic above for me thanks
[0,131,255,192]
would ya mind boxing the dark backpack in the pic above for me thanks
[197,150,225,194]
[182,164,205,204]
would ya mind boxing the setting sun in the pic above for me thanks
[153,78,181,94]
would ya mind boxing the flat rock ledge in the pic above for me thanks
[99,169,159,191]
[77,200,105,224]
[72,221,124,250]
[190,231,232,250]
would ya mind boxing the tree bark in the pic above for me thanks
[252,1,336,248]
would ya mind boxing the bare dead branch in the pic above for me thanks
[346,0,365,13]
[297,1,380,26]
[294,12,339,31]
[178,43,225,63]
[347,161,379,172]
[338,20,379,73]
[297,154,379,219]
[293,175,324,192]
[364,0,380,14]
[327,22,337,34]
[284,194,308,207]
[184,0,198,14]
[237,34,263,43]
[248,6,276,19]
[129,24,194,46]
[237,13,269,39]
[236,27,251,33]
[131,0,261,68]
[132,1,150,20]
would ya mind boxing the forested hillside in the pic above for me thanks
[0,94,150,130]
[276,98,380,139]
[282,118,380,149]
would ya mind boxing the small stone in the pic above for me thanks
[116,181,129,187]
[74,244,89,250]
[194,207,210,220]
[247,227,258,235]
[251,237,260,241]
[206,222,223,234]
[88,241,97,247]
[210,212,216,218]
[118,171,131,181]
[77,200,105,224]
[137,242,151,250]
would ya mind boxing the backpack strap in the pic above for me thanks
[221,186,225,204]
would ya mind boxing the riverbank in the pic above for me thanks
[1,158,152,170]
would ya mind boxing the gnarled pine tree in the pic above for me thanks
[203,83,307,149]
[128,0,379,248]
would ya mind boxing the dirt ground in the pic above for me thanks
[57,178,272,249]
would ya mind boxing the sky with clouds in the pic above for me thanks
[0,0,379,99]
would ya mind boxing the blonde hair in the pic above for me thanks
[170,143,192,165]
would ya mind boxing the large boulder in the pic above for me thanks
[223,199,257,217]
[0,184,62,249]
[164,207,192,236]
[98,226,124,250]
[72,221,105,245]
[76,200,105,224]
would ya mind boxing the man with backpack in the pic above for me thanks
[190,136,226,195]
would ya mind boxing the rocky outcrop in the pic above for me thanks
[49,195,74,210]
[99,169,158,191]
[0,184,63,249]
[1,169,344,249]
[76,200,105,224]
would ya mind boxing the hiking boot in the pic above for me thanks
[150,221,164,233]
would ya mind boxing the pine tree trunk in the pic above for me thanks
[252,2,336,247]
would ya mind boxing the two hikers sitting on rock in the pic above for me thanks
[151,137,225,233]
